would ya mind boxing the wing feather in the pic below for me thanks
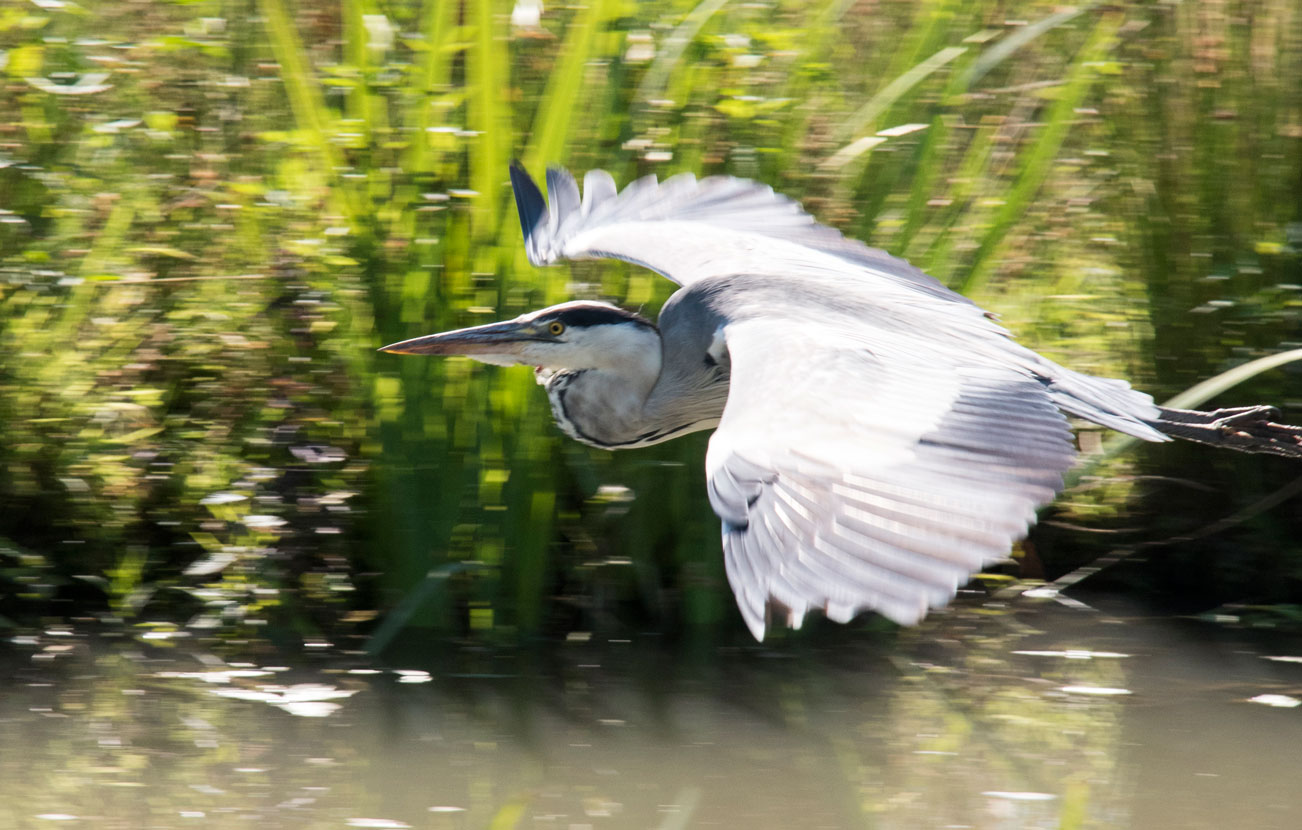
[510,162,970,306]
[504,165,1174,639]
[545,167,581,237]
[708,320,1078,639]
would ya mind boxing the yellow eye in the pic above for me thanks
[547,321,565,336]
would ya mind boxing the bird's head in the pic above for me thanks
[379,301,659,376]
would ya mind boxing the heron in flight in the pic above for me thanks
[382,163,1302,640]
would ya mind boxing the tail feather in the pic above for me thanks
[1038,363,1302,459]
[1040,368,1167,442]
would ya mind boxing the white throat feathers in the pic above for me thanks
[542,321,665,448]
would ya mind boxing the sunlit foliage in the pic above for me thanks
[1,0,1298,646]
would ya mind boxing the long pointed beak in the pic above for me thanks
[378,319,540,358]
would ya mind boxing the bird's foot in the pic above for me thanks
[1154,405,1302,459]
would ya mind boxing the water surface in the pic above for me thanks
[4,598,1301,830]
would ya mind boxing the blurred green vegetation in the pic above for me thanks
[0,0,1299,650]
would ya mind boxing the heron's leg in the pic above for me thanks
[1153,405,1302,459]
[1156,405,1281,425]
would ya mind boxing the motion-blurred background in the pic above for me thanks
[2,0,1300,650]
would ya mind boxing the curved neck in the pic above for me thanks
[543,326,662,449]
[545,327,730,450]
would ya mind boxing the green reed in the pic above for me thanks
[0,0,1297,646]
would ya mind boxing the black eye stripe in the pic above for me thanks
[540,305,655,330]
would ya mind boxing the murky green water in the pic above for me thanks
[5,598,1301,830]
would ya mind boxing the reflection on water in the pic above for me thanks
[3,600,1301,830]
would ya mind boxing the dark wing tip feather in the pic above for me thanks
[509,160,547,253]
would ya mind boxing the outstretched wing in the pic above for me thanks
[509,161,973,307]
[705,318,1078,640]
[508,164,1167,639]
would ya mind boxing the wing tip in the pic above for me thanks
[509,160,547,255]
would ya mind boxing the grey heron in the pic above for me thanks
[382,163,1302,640]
